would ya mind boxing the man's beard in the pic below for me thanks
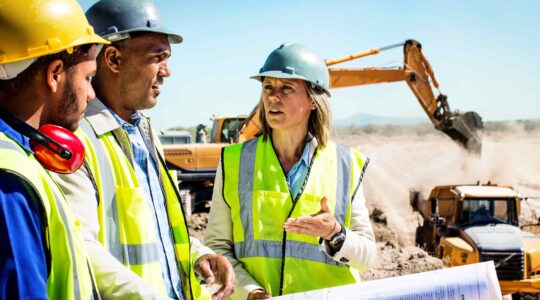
[57,77,80,131]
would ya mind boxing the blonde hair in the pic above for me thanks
[257,82,332,149]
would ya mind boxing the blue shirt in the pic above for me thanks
[110,111,184,300]
[0,118,48,300]
[287,142,311,200]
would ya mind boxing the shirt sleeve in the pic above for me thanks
[54,166,168,300]
[189,236,215,265]
[0,171,48,300]
[204,161,264,300]
[323,183,377,270]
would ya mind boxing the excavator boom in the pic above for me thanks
[326,40,483,153]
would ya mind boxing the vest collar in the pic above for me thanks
[306,133,318,163]
[85,98,150,137]
[85,98,120,136]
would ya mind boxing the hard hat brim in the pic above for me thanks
[103,27,182,44]
[71,34,111,48]
[250,70,309,82]
[250,71,331,96]
[0,31,109,65]
[136,26,183,44]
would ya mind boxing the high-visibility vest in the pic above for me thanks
[77,118,209,300]
[0,133,99,300]
[222,137,369,296]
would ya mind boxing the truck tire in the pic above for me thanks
[419,222,436,254]
[192,187,213,213]
[513,293,540,300]
[415,226,425,248]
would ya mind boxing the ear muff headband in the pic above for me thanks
[0,110,85,174]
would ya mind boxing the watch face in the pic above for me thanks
[330,232,345,247]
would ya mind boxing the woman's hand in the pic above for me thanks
[247,289,271,300]
[283,197,341,239]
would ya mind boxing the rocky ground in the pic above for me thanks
[186,124,540,283]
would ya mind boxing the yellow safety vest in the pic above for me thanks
[77,118,209,300]
[222,137,368,296]
[0,133,99,300]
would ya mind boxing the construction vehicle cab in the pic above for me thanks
[411,184,540,297]
[162,115,248,212]
[159,131,192,145]
[209,115,247,144]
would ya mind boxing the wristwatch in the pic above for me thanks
[327,223,346,250]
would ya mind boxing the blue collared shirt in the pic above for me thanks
[110,111,184,299]
[0,118,48,300]
[287,142,311,200]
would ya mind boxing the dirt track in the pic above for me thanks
[187,123,540,280]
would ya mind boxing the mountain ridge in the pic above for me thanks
[334,113,427,127]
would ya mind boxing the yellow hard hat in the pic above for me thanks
[0,0,109,79]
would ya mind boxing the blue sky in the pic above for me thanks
[78,1,540,131]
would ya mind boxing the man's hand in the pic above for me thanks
[283,197,341,239]
[195,254,235,300]
[247,289,271,300]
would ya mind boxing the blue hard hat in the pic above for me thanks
[251,43,330,95]
[86,0,182,43]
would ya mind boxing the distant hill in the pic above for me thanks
[334,113,427,127]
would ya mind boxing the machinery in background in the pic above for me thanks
[164,39,484,213]
[411,183,540,299]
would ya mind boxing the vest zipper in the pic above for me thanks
[277,144,318,295]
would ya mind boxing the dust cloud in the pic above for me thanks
[187,122,539,281]
[334,122,540,246]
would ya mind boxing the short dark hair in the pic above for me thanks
[0,44,95,96]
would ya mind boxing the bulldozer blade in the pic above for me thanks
[438,111,484,154]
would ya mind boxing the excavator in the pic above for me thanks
[162,39,484,212]
[326,39,483,152]
[236,39,483,149]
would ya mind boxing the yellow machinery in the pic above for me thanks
[411,183,540,298]
[164,39,484,211]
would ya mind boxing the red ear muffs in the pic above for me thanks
[0,110,85,174]
[30,124,85,174]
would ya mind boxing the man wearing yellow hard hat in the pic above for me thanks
[0,0,109,299]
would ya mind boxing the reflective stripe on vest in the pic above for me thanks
[223,137,368,296]
[78,119,210,300]
[79,120,162,266]
[0,136,98,300]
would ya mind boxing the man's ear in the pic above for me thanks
[46,59,64,93]
[103,46,122,73]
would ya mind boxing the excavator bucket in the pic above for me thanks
[326,39,485,154]
[437,110,483,154]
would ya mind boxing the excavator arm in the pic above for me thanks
[238,39,483,153]
[326,39,483,153]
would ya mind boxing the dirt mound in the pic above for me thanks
[188,212,208,242]
[361,208,444,281]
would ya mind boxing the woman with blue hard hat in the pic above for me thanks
[205,43,377,299]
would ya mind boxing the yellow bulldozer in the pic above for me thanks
[163,39,484,211]
[410,183,540,299]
